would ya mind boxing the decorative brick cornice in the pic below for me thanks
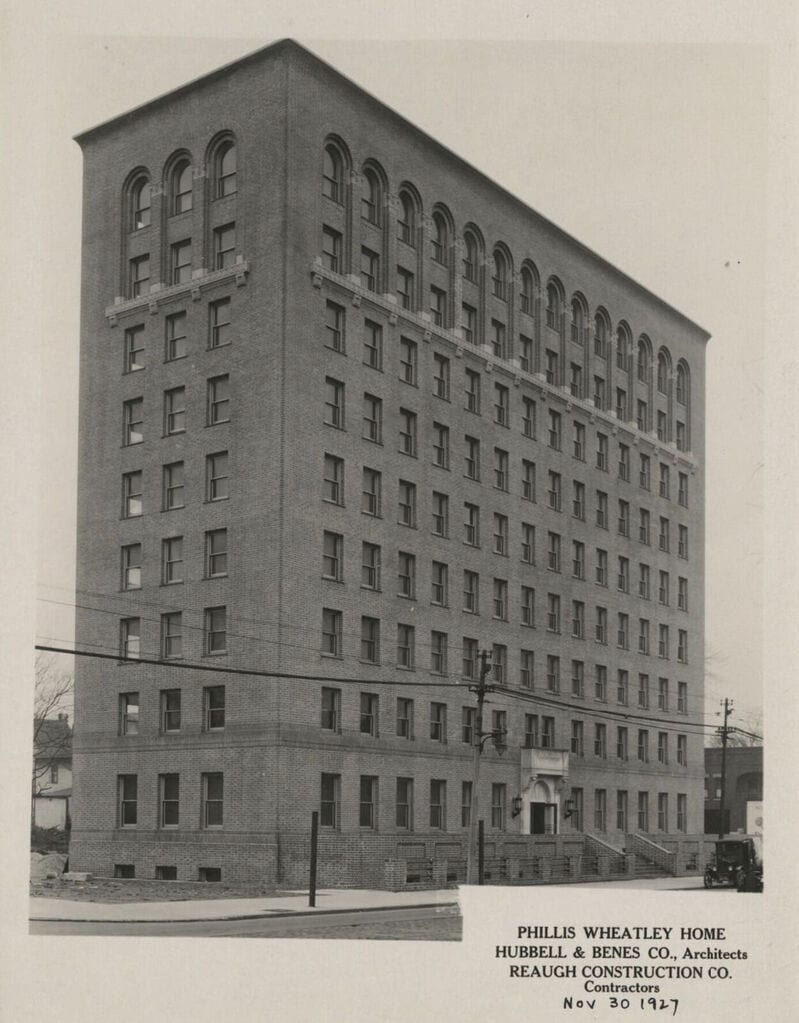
[106,261,249,323]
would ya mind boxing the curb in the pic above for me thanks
[30,899,460,926]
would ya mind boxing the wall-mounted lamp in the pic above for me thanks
[511,796,523,818]
[563,798,576,819]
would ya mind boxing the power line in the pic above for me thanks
[35,642,724,734]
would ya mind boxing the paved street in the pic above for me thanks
[30,904,462,940]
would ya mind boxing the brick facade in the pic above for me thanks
[71,40,708,885]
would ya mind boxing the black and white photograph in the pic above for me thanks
[3,2,797,1020]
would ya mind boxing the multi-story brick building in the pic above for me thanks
[71,39,709,884]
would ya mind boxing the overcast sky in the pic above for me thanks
[27,29,773,729]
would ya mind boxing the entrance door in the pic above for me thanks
[530,802,558,834]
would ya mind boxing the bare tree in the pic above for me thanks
[32,654,74,798]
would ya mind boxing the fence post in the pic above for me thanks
[309,810,319,907]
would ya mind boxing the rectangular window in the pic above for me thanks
[204,528,228,579]
[639,454,651,490]
[432,421,449,467]
[321,686,341,731]
[396,697,414,738]
[594,789,607,831]
[677,793,687,833]
[494,383,509,426]
[204,606,227,655]
[430,285,447,327]
[214,223,235,270]
[460,501,480,548]
[323,453,344,505]
[124,324,145,372]
[123,398,144,446]
[432,491,449,537]
[399,408,417,456]
[547,471,561,511]
[678,629,688,663]
[616,790,628,831]
[359,776,378,828]
[325,300,345,352]
[397,266,414,309]
[363,319,383,370]
[491,784,506,830]
[616,387,627,421]
[617,612,629,649]
[573,421,585,461]
[462,637,478,680]
[678,577,688,611]
[202,773,224,827]
[521,586,535,627]
[118,774,138,826]
[595,665,608,702]
[324,377,345,429]
[160,773,180,827]
[362,613,380,662]
[638,792,649,832]
[161,611,183,659]
[569,788,583,831]
[399,336,417,384]
[521,459,536,502]
[120,617,140,660]
[548,409,562,450]
[202,687,224,736]
[618,443,630,481]
[433,352,450,400]
[206,297,231,349]
[398,479,416,527]
[618,499,630,537]
[637,399,648,432]
[639,508,650,545]
[461,781,473,828]
[617,669,629,705]
[541,716,555,749]
[493,578,508,621]
[465,368,481,413]
[596,547,608,586]
[363,392,384,443]
[431,561,448,606]
[594,724,607,758]
[596,491,608,529]
[322,227,342,272]
[521,523,535,565]
[163,386,186,436]
[571,720,584,756]
[658,624,670,659]
[657,411,667,441]
[430,702,447,743]
[678,525,689,559]
[361,467,381,516]
[639,563,651,600]
[595,606,608,644]
[206,451,229,502]
[594,377,606,409]
[596,433,609,471]
[321,608,343,657]
[678,472,688,507]
[659,463,670,499]
[572,540,585,580]
[494,512,509,556]
[121,543,141,590]
[522,395,536,438]
[572,480,585,520]
[465,435,480,480]
[461,707,476,745]
[617,727,628,761]
[461,303,477,344]
[129,254,150,298]
[431,630,448,674]
[518,648,534,689]
[397,550,416,599]
[161,689,181,733]
[677,734,687,766]
[320,773,341,828]
[545,349,558,384]
[547,531,561,573]
[322,530,343,581]
[519,334,533,371]
[638,618,650,655]
[659,516,670,552]
[207,375,230,425]
[396,778,413,830]
[118,692,139,735]
[492,644,507,684]
[397,623,415,669]
[678,682,688,714]
[361,541,381,590]
[171,239,192,285]
[546,653,560,692]
[163,313,188,363]
[657,792,669,832]
[430,780,446,830]
[638,729,649,762]
[569,363,583,397]
[463,569,480,614]
[658,732,669,764]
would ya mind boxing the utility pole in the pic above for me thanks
[466,649,493,885]
[717,698,733,839]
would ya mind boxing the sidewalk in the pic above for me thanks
[545,875,705,890]
[30,887,460,923]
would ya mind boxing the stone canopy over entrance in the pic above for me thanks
[519,747,570,835]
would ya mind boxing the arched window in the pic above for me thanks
[398,190,415,245]
[657,352,669,393]
[171,159,193,215]
[570,297,585,344]
[463,231,478,282]
[616,323,630,371]
[215,141,237,198]
[361,168,381,225]
[431,212,448,265]
[323,144,344,202]
[520,266,535,315]
[676,363,688,405]
[594,310,608,358]
[492,250,508,300]
[130,176,151,230]
[637,338,650,383]
[546,282,561,329]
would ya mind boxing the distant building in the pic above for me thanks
[704,746,762,834]
[70,39,709,884]
[33,714,73,830]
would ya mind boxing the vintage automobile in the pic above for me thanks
[703,837,763,891]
